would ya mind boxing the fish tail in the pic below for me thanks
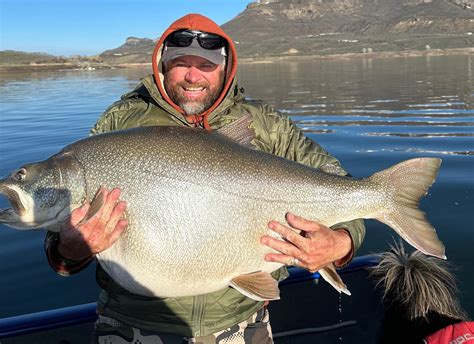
[370,158,446,259]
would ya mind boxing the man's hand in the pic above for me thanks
[57,187,128,261]
[260,212,352,272]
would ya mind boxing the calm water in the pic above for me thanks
[0,54,473,318]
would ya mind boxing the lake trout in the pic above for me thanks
[0,123,445,300]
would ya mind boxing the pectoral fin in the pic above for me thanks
[79,188,106,224]
[319,264,351,296]
[230,271,280,301]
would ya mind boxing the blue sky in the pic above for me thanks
[0,0,251,56]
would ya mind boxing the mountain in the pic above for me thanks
[0,50,107,71]
[99,37,156,64]
[2,0,473,69]
[99,0,473,62]
[222,0,474,58]
[0,50,57,64]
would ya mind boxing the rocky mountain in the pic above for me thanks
[99,0,474,62]
[222,0,474,57]
[99,37,156,64]
[2,0,473,69]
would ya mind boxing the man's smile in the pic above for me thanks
[183,86,205,92]
[181,85,208,99]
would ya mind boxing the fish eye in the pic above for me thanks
[14,168,27,181]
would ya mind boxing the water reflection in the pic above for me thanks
[238,55,473,158]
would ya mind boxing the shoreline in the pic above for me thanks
[0,47,472,72]
[238,47,474,64]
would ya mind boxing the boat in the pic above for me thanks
[0,255,382,343]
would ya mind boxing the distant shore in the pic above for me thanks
[239,47,474,63]
[1,47,472,73]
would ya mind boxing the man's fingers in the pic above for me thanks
[108,219,128,247]
[99,188,121,220]
[69,203,90,227]
[91,188,121,231]
[268,220,305,247]
[109,201,127,223]
[103,201,127,236]
[76,187,109,227]
[286,212,321,232]
[261,235,303,259]
[264,253,306,268]
[265,253,294,266]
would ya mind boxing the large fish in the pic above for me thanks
[0,122,445,300]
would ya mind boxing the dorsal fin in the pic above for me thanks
[215,113,255,147]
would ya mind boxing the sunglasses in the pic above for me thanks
[166,30,226,50]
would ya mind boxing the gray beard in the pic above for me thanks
[179,99,213,116]
[164,71,225,116]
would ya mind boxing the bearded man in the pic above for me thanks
[45,13,365,344]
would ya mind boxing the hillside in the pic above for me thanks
[0,50,56,64]
[99,0,473,63]
[99,37,156,64]
[0,51,110,72]
[222,0,474,58]
[1,0,473,69]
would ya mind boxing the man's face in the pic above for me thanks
[164,55,225,115]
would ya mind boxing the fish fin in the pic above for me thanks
[371,158,446,259]
[80,188,106,224]
[215,113,255,147]
[230,271,280,301]
[319,264,351,296]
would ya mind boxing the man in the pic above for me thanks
[45,13,365,344]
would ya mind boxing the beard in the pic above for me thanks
[164,74,225,116]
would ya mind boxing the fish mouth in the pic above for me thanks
[0,186,29,229]
[0,206,32,229]
[0,185,26,218]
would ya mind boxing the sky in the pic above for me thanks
[0,0,251,56]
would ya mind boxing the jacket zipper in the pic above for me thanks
[192,294,206,337]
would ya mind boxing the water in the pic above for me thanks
[0,54,472,318]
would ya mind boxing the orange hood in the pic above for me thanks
[152,13,238,129]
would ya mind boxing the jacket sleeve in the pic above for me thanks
[248,102,366,267]
[44,232,94,276]
[90,98,143,135]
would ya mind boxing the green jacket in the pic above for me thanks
[87,74,365,336]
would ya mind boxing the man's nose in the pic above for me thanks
[184,67,202,84]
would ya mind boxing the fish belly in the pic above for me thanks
[96,178,297,297]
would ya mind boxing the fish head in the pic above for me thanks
[0,152,86,231]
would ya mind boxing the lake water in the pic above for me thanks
[0,54,473,319]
